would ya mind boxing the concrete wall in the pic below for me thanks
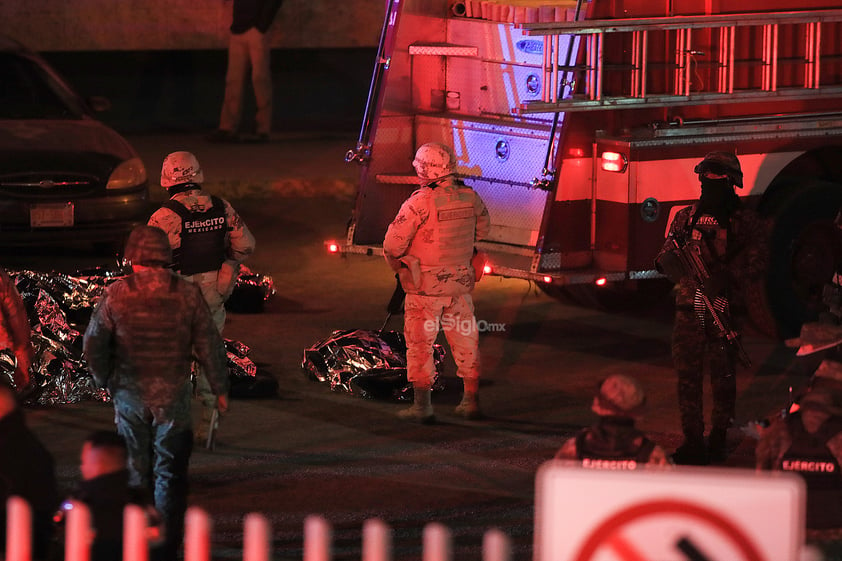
[0,0,384,51]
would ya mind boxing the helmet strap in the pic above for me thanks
[167,182,201,196]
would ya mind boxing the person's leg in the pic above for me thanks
[440,294,482,419]
[708,341,737,461]
[151,414,193,561]
[218,33,250,135]
[192,274,226,443]
[113,400,154,490]
[247,28,273,137]
[401,294,444,422]
[671,311,708,464]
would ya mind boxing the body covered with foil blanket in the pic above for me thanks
[302,329,445,401]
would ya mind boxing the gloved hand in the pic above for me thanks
[217,261,240,301]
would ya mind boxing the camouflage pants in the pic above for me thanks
[404,293,480,388]
[672,309,737,439]
[183,272,225,414]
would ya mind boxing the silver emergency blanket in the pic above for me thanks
[2,267,271,405]
[302,329,445,401]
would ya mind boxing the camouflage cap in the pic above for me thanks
[694,151,743,188]
[785,322,842,356]
[593,374,646,418]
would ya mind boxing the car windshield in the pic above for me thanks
[0,52,85,119]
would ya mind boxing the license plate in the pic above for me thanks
[30,203,74,228]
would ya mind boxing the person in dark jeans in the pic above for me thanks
[84,226,229,561]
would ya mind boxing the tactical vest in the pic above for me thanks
[780,414,842,529]
[575,427,656,470]
[408,180,478,268]
[161,196,228,275]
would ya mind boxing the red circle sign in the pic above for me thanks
[573,499,765,561]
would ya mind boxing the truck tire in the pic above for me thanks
[749,180,842,339]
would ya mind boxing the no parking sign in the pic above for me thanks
[534,461,806,561]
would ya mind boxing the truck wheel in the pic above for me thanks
[751,181,842,339]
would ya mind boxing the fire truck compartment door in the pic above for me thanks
[416,116,555,248]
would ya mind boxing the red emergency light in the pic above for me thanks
[483,264,492,275]
[325,241,340,254]
[600,151,628,173]
[542,275,552,283]
[595,277,608,286]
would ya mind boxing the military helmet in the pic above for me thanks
[160,151,204,188]
[694,151,743,188]
[412,142,457,182]
[124,225,172,266]
[593,374,647,417]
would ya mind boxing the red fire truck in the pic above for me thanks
[342,0,842,338]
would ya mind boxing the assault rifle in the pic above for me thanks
[666,236,752,368]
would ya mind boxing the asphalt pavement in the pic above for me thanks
[15,131,841,561]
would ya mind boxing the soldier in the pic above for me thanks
[655,151,766,465]
[83,225,229,561]
[148,151,255,443]
[555,374,671,468]
[756,357,842,531]
[383,142,490,422]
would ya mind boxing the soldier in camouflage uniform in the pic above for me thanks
[383,143,490,423]
[555,374,671,468]
[84,225,229,561]
[756,356,842,531]
[0,267,33,392]
[655,151,766,465]
[148,151,255,442]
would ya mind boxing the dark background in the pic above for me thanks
[42,48,376,135]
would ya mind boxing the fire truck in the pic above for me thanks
[341,0,842,338]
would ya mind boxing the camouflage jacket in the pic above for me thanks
[657,204,768,308]
[383,178,490,296]
[83,268,229,411]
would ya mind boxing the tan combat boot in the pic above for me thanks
[455,378,482,420]
[398,386,435,424]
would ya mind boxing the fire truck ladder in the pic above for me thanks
[517,9,842,114]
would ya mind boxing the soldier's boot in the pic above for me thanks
[672,434,709,466]
[398,386,435,424]
[455,378,482,420]
[707,427,729,463]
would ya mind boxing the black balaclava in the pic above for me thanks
[698,176,739,225]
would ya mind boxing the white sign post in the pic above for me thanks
[534,461,806,561]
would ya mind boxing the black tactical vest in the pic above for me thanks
[161,197,228,275]
[781,414,842,529]
[575,427,657,470]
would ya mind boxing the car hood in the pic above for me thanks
[0,118,137,160]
